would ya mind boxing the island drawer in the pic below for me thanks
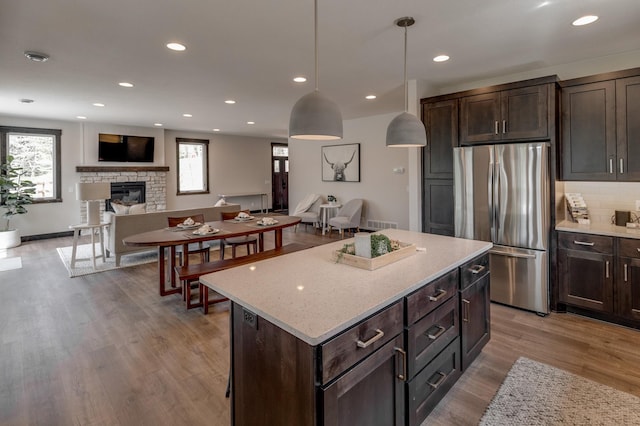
[406,269,458,325]
[320,300,403,385]
[407,337,461,426]
[558,231,613,254]
[406,296,458,378]
[618,238,640,258]
[460,253,489,290]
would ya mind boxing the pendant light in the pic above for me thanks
[386,17,426,147]
[289,0,343,140]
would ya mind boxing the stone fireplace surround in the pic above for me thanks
[76,166,168,223]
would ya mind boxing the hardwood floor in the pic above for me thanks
[1,227,639,425]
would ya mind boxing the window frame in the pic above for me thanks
[0,125,62,203]
[176,138,210,195]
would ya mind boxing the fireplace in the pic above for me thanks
[106,181,146,212]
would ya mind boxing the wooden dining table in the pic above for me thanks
[123,214,301,296]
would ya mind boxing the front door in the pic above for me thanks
[271,143,289,212]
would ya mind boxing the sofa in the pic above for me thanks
[104,204,240,266]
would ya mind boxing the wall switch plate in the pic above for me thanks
[636,200,640,211]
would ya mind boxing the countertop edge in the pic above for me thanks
[556,220,640,239]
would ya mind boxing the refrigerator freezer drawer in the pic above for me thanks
[489,246,548,314]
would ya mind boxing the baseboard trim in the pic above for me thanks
[22,231,74,242]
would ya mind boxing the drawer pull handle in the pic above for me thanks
[573,241,595,247]
[462,299,470,322]
[428,371,447,389]
[427,325,446,340]
[606,261,610,279]
[356,329,384,349]
[395,347,407,381]
[429,289,447,302]
[469,264,486,274]
[624,263,628,282]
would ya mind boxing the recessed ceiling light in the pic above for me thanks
[225,99,236,104]
[119,82,134,88]
[19,98,35,103]
[183,113,193,118]
[433,55,450,62]
[247,121,255,125]
[572,15,598,26]
[154,123,163,127]
[365,95,377,100]
[213,128,221,132]
[76,116,87,120]
[293,77,307,83]
[24,51,49,62]
[92,103,105,107]
[167,42,187,51]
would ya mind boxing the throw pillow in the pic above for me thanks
[112,203,129,214]
[129,203,146,214]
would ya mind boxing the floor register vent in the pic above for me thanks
[366,220,398,230]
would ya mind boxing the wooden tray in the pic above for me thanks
[332,242,416,271]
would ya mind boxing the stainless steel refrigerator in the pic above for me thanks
[453,142,550,314]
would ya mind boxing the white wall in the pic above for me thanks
[289,112,412,230]
[163,130,280,211]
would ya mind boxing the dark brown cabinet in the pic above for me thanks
[558,232,614,313]
[561,81,617,180]
[561,73,640,181]
[459,254,491,371]
[616,238,640,322]
[557,232,640,327]
[422,99,458,236]
[616,76,640,181]
[460,85,549,144]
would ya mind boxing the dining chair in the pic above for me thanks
[167,214,211,304]
[220,210,258,259]
[328,199,364,238]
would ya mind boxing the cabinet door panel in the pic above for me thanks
[558,249,614,312]
[617,257,640,321]
[460,92,500,144]
[423,99,458,178]
[460,274,490,371]
[616,76,640,180]
[501,85,548,140]
[561,81,616,180]
[322,335,405,426]
[423,179,454,236]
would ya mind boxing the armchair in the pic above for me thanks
[328,199,363,238]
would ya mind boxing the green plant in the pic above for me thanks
[327,195,337,203]
[370,234,393,257]
[0,155,36,231]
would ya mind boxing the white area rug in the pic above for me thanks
[0,256,22,272]
[480,357,640,425]
[57,244,156,277]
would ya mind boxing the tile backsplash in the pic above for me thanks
[563,181,640,224]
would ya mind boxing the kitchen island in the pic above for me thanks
[200,229,492,425]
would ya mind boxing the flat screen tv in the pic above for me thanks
[98,133,155,162]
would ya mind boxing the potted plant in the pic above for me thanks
[327,195,337,205]
[0,155,36,248]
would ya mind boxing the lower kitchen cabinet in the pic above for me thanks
[557,231,640,327]
[229,254,491,425]
[459,254,491,371]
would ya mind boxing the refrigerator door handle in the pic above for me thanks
[489,160,496,241]
[494,161,500,236]
[490,248,536,259]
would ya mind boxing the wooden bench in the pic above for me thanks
[174,243,314,312]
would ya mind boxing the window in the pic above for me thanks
[0,126,62,203]
[176,138,209,195]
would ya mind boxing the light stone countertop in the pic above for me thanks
[199,229,492,346]
[556,220,640,239]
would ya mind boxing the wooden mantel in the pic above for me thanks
[76,166,170,172]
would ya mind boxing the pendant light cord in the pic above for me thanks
[403,23,408,112]
[314,0,319,92]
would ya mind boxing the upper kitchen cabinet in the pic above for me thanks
[460,84,549,144]
[560,68,640,181]
[423,99,458,179]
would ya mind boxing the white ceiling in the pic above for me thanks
[1,0,639,139]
